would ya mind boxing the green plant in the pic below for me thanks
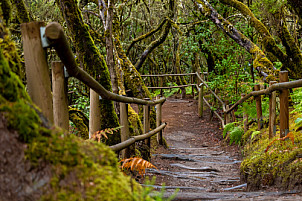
[229,126,244,145]
[291,88,302,113]
[134,177,178,201]
[223,122,244,145]
[223,122,237,138]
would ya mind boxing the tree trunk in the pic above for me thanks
[56,0,120,145]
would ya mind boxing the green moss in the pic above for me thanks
[0,21,25,81]
[12,0,31,23]
[69,107,89,139]
[27,129,142,200]
[128,105,143,137]
[0,0,11,23]
[240,116,302,190]
[57,0,120,145]
[0,101,41,143]
[0,37,144,200]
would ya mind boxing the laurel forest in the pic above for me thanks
[1,0,302,200]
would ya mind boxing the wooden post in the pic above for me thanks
[89,89,100,138]
[156,96,163,145]
[120,102,130,158]
[254,84,263,131]
[144,98,151,158]
[21,22,54,123]
[198,83,204,117]
[225,101,231,124]
[191,74,194,97]
[242,94,249,132]
[52,61,69,131]
[269,81,277,138]
[159,77,163,96]
[279,71,289,137]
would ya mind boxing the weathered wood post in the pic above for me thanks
[52,61,69,131]
[120,101,130,158]
[242,93,249,132]
[225,101,231,124]
[159,76,163,96]
[254,84,263,131]
[198,83,204,117]
[89,89,100,139]
[269,81,277,138]
[156,96,163,145]
[144,98,151,158]
[21,22,54,123]
[279,71,289,137]
[191,74,194,97]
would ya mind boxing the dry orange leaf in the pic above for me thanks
[120,157,157,176]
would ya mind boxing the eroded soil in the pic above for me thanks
[142,97,302,200]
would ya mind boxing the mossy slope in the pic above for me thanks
[0,41,142,200]
[240,114,302,191]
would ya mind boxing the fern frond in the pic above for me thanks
[120,157,157,176]
[229,126,244,145]
[223,122,237,138]
[90,126,122,142]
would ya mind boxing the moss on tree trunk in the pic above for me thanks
[56,0,120,145]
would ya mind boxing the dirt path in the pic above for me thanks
[143,97,302,200]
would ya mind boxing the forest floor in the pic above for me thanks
[141,96,302,200]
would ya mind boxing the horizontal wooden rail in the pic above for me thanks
[110,123,167,151]
[141,73,196,77]
[195,72,226,111]
[225,78,302,114]
[147,84,197,89]
[45,22,165,106]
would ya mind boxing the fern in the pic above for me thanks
[223,122,237,138]
[90,126,122,142]
[229,126,244,145]
[120,157,157,176]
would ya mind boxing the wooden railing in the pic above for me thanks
[224,71,302,138]
[141,73,207,95]
[21,22,166,159]
[195,72,225,127]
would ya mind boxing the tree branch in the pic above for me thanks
[195,0,277,80]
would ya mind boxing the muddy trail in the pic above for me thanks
[142,97,302,200]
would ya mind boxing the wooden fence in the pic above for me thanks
[21,21,166,159]
[21,21,302,155]
[141,72,208,97]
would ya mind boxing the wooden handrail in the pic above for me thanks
[225,78,302,114]
[195,72,226,111]
[147,84,197,89]
[110,123,167,151]
[141,73,196,77]
[45,22,165,106]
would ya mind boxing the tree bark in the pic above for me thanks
[56,0,120,145]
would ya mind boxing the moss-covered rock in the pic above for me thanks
[240,112,302,191]
[0,23,145,200]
